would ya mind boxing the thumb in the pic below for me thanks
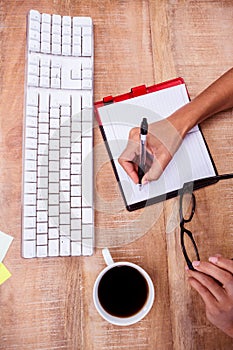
[142,152,172,183]
[142,158,163,183]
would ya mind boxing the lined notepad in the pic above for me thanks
[97,83,216,211]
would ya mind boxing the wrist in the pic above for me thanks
[167,103,198,139]
[167,113,189,139]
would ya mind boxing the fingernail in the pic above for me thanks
[209,256,218,264]
[142,179,148,185]
[192,261,200,267]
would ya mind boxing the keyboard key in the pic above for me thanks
[48,239,59,256]
[72,44,81,57]
[41,57,50,67]
[62,35,71,45]
[25,149,37,160]
[49,194,59,205]
[29,29,40,42]
[82,79,92,89]
[82,208,93,224]
[28,64,39,76]
[52,43,61,55]
[82,26,91,36]
[60,225,70,236]
[40,76,50,88]
[81,108,92,122]
[71,241,81,256]
[29,19,40,32]
[82,36,92,56]
[23,240,36,258]
[27,74,39,86]
[63,16,71,26]
[23,228,36,240]
[25,159,37,171]
[37,199,48,210]
[73,16,92,26]
[71,186,81,197]
[24,205,36,217]
[52,26,61,36]
[71,219,81,230]
[37,245,48,257]
[48,228,59,239]
[24,216,36,228]
[28,55,39,66]
[27,90,38,106]
[60,236,70,256]
[24,171,37,183]
[71,197,81,208]
[37,234,48,245]
[49,172,59,183]
[62,44,71,56]
[61,106,71,116]
[71,230,81,241]
[24,194,36,205]
[82,225,93,238]
[71,208,81,219]
[38,166,49,177]
[25,127,37,139]
[52,14,61,25]
[29,10,41,22]
[42,13,51,24]
[24,182,37,194]
[60,202,70,213]
[71,95,81,115]
[37,222,48,234]
[28,39,40,52]
[82,58,92,69]
[41,42,51,53]
[82,238,93,256]
[25,138,37,150]
[37,211,48,222]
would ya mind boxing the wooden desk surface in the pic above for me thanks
[0,1,233,349]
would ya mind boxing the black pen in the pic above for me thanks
[138,117,148,190]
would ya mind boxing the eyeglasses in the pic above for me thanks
[179,173,233,271]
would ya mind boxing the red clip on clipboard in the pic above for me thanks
[95,77,185,125]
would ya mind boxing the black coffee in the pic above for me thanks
[98,265,149,318]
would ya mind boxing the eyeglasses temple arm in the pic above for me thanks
[193,173,233,190]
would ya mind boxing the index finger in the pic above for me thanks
[118,158,139,183]
[188,268,225,302]
[192,260,233,295]
[118,140,140,184]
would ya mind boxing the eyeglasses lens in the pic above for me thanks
[181,192,194,222]
[182,228,199,262]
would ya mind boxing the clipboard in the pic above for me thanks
[94,78,217,211]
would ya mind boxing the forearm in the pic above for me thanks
[167,68,233,138]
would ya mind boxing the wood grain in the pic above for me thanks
[0,0,233,349]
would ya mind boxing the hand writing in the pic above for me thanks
[187,255,233,338]
[118,117,183,184]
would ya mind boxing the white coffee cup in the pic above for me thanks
[93,248,155,326]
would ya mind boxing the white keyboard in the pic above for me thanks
[22,10,94,258]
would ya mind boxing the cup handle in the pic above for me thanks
[102,248,114,266]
